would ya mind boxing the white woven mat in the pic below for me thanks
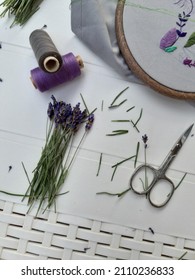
[0,199,194,260]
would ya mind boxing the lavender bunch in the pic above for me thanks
[23,95,94,214]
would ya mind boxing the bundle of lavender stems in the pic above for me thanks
[0,0,44,27]
[22,95,95,214]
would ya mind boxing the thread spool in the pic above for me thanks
[30,53,84,92]
[29,29,63,73]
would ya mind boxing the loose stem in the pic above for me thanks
[134,141,140,168]
[109,86,129,107]
[106,130,129,136]
[96,153,103,176]
[97,187,131,197]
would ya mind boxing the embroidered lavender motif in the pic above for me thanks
[160,0,193,53]
[160,28,178,52]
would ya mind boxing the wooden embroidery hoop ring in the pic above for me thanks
[115,0,195,100]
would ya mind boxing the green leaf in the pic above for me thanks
[164,46,177,52]
[184,32,195,48]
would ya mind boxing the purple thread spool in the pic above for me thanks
[30,52,84,92]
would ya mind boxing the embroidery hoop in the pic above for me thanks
[115,0,195,99]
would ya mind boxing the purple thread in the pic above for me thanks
[160,28,178,50]
[31,53,81,92]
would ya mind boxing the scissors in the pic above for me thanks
[130,124,193,208]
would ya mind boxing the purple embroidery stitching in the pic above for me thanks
[160,0,193,53]
[183,57,195,66]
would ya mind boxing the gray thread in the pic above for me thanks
[29,29,62,73]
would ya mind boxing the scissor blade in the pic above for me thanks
[160,124,193,171]
[171,124,194,156]
[183,124,194,141]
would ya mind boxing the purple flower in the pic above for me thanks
[47,96,92,133]
[183,57,193,66]
[85,113,94,130]
[47,102,54,119]
[160,28,178,49]
[71,103,85,132]
[142,134,148,148]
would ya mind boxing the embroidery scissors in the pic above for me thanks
[130,124,193,208]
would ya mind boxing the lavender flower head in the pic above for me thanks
[85,113,95,130]
[47,95,93,132]
[142,134,148,148]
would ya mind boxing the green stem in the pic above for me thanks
[97,187,131,197]
[143,147,149,191]
[111,165,118,181]
[110,86,129,106]
[175,173,187,190]
[66,131,87,171]
[106,130,129,136]
[96,153,103,176]
[108,99,127,109]
[112,155,135,168]
[126,106,135,112]
[134,141,140,168]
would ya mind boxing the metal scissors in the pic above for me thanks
[130,124,193,208]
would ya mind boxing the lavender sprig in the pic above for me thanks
[142,134,149,191]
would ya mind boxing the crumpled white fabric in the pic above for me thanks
[71,0,141,83]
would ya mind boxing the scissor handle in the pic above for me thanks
[148,176,175,208]
[130,164,175,207]
[130,164,157,194]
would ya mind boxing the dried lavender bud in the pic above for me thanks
[8,166,12,172]
[142,134,148,148]
[47,102,54,119]
[41,24,47,29]
[142,134,148,143]
[85,113,94,130]
[71,103,86,132]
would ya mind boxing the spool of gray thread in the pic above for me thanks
[29,29,63,73]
